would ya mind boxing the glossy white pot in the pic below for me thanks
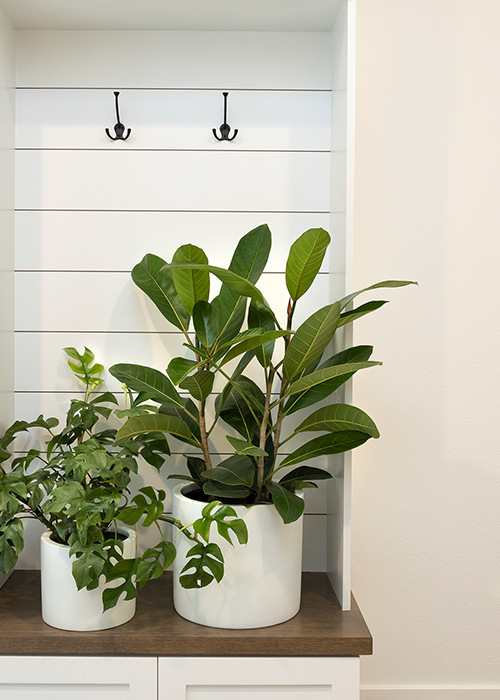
[172,483,304,629]
[40,527,136,631]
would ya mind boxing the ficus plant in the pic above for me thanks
[0,347,248,609]
[109,224,416,525]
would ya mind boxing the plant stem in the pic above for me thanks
[198,400,213,470]
[255,378,273,503]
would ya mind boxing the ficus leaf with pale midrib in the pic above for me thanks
[132,254,190,332]
[283,302,340,381]
[109,363,184,409]
[172,244,210,316]
[115,414,200,448]
[293,404,380,439]
[286,227,330,301]
[278,431,372,469]
[201,454,255,487]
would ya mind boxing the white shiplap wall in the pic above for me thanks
[14,30,344,575]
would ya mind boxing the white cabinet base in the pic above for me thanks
[0,657,157,700]
[160,657,360,700]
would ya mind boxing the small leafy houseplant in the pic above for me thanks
[109,224,415,525]
[0,347,248,620]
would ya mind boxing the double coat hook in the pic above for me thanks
[213,92,238,142]
[105,91,132,141]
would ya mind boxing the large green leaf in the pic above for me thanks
[115,414,200,447]
[211,292,247,349]
[286,228,330,301]
[163,262,272,312]
[172,244,210,315]
[193,300,218,349]
[109,363,183,408]
[179,369,214,402]
[283,302,341,380]
[201,454,255,487]
[229,224,272,284]
[213,351,254,421]
[218,376,265,441]
[158,398,201,444]
[279,465,333,490]
[209,225,272,348]
[132,254,190,332]
[202,482,252,500]
[266,481,304,524]
[283,348,376,415]
[340,280,417,311]
[248,299,276,367]
[220,330,289,367]
[293,404,380,438]
[284,361,381,403]
[278,431,371,468]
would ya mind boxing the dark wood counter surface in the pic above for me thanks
[0,571,372,657]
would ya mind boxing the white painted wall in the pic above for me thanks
[0,7,15,433]
[13,29,342,574]
[354,0,500,694]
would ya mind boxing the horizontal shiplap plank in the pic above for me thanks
[16,89,331,151]
[15,270,333,331]
[16,31,332,90]
[15,211,331,271]
[15,150,331,212]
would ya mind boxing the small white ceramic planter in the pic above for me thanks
[40,527,136,631]
[172,483,304,629]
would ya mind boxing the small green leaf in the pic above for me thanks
[179,369,214,402]
[340,280,418,311]
[266,482,304,524]
[338,300,389,327]
[167,357,199,385]
[226,435,268,456]
[179,542,225,588]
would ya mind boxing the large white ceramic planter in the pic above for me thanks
[172,483,304,629]
[40,527,136,631]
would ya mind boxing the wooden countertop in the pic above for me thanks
[0,571,372,657]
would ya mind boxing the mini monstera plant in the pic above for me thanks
[0,347,247,608]
[109,224,416,525]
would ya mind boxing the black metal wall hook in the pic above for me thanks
[105,91,132,141]
[213,92,238,142]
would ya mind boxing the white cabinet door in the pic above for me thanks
[159,657,360,700]
[0,656,157,700]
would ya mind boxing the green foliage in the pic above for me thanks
[109,224,416,528]
[0,348,242,609]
